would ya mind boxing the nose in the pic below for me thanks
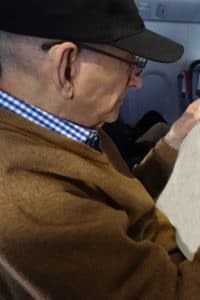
[128,72,143,89]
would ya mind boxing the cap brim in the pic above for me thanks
[112,29,184,63]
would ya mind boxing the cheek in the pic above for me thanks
[75,65,106,96]
[75,62,127,112]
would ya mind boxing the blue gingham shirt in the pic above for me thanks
[0,90,100,150]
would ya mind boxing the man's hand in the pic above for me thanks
[164,98,200,150]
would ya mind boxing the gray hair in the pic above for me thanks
[0,31,59,78]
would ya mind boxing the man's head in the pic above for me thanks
[0,0,183,62]
[0,0,184,128]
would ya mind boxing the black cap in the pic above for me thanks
[0,0,184,63]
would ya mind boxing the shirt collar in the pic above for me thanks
[0,90,100,150]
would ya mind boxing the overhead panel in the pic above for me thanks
[135,0,200,23]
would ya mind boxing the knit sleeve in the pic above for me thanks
[132,138,178,198]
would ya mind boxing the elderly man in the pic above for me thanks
[0,0,200,299]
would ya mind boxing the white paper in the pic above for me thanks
[157,122,200,261]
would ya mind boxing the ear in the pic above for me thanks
[49,42,79,99]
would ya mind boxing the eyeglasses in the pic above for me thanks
[42,41,148,77]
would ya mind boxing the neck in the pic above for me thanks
[0,72,60,117]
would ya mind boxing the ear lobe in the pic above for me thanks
[63,80,74,99]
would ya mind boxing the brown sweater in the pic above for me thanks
[0,108,200,300]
